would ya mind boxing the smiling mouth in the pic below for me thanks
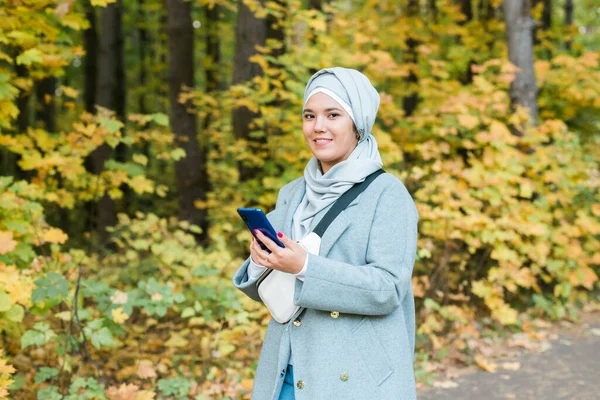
[314,138,333,144]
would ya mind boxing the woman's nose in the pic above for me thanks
[314,116,326,132]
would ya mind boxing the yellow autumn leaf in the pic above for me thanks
[457,114,479,129]
[90,0,117,6]
[136,390,156,400]
[0,232,17,255]
[43,228,68,244]
[60,85,79,99]
[475,354,497,373]
[111,307,129,324]
[165,332,189,348]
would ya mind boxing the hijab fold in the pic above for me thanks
[293,68,384,239]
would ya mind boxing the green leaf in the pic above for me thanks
[100,117,121,134]
[5,304,25,322]
[9,374,25,390]
[181,307,195,318]
[158,377,191,399]
[35,367,59,384]
[37,386,62,400]
[170,148,186,161]
[0,291,11,312]
[16,48,42,66]
[21,329,45,349]
[90,327,116,349]
[21,322,57,349]
[150,113,169,126]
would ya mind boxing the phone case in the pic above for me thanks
[237,208,285,251]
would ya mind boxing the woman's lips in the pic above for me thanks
[314,138,333,147]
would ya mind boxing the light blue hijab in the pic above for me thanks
[293,67,384,239]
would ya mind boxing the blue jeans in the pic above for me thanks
[278,365,295,400]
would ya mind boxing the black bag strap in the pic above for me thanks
[312,169,385,237]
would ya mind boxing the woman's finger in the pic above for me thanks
[254,230,279,254]
[276,232,298,250]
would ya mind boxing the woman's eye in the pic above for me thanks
[329,113,339,118]
[303,114,314,119]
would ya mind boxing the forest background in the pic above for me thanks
[0,0,599,398]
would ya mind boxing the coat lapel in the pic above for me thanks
[282,180,306,237]
[312,195,361,258]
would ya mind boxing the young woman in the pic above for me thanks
[233,67,419,400]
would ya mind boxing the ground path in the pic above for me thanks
[418,309,600,400]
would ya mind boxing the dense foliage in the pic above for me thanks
[0,0,599,398]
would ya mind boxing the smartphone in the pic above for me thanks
[237,208,285,252]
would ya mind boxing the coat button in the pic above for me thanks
[340,372,349,381]
[280,369,286,377]
[296,380,305,389]
[330,311,340,319]
[293,320,302,327]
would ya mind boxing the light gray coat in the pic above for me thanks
[233,173,419,400]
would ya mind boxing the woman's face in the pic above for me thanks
[302,92,358,174]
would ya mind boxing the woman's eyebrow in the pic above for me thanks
[303,107,343,113]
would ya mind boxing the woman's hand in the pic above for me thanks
[249,230,307,274]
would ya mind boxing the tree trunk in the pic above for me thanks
[84,3,97,114]
[456,0,474,84]
[166,0,209,244]
[16,65,30,133]
[205,4,221,93]
[403,0,419,117]
[504,0,538,127]
[35,77,56,132]
[459,0,472,22]
[565,0,573,51]
[89,1,125,243]
[232,0,267,182]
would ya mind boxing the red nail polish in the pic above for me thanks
[254,229,259,234]
[277,232,283,238]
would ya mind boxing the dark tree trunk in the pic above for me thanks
[138,0,148,114]
[533,0,552,46]
[205,5,221,93]
[565,0,573,51]
[16,65,30,133]
[166,0,209,244]
[35,77,56,132]
[89,1,126,243]
[232,0,267,182]
[504,0,538,127]
[308,0,322,11]
[456,0,474,84]
[459,0,472,22]
[429,0,438,23]
[481,0,495,21]
[402,0,419,117]
[84,3,97,113]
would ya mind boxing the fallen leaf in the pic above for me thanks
[106,383,139,400]
[433,380,459,389]
[136,360,157,379]
[165,332,189,348]
[475,354,497,373]
[501,362,521,371]
[136,390,155,400]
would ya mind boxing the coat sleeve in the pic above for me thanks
[293,182,418,316]
[231,182,293,302]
